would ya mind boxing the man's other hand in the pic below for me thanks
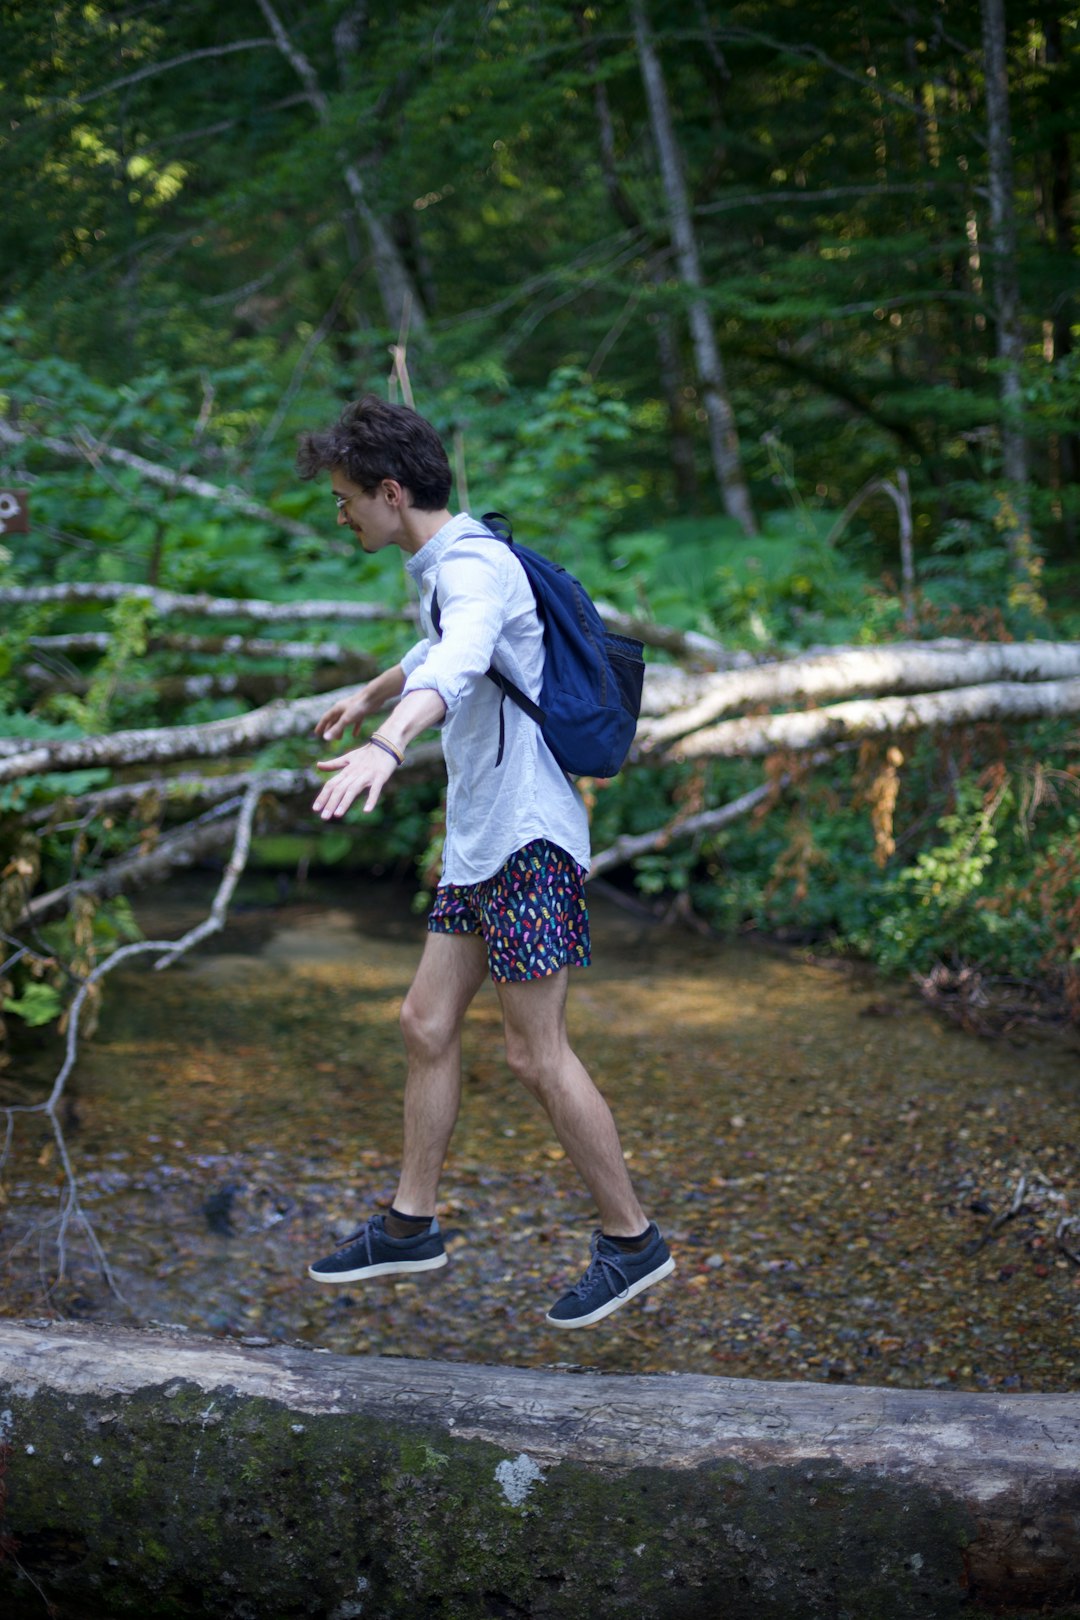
[314,687,379,741]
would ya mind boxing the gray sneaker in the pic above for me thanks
[545,1223,675,1328]
[308,1214,447,1283]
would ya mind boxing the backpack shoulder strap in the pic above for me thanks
[427,518,546,739]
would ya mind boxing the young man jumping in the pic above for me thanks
[297,396,673,1328]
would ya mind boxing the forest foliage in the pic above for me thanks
[1,0,1079,1038]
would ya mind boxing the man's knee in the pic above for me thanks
[504,1024,571,1097]
[503,1027,541,1091]
[400,991,459,1058]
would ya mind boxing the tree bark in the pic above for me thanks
[639,640,1080,744]
[667,677,1080,761]
[979,0,1029,520]
[2,1320,1080,1619]
[1043,8,1078,534]
[255,0,426,335]
[0,580,406,623]
[631,0,757,535]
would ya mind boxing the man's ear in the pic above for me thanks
[381,477,407,507]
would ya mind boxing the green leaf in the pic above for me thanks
[3,983,63,1028]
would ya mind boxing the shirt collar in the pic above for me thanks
[404,512,480,584]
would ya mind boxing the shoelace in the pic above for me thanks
[571,1235,630,1301]
[334,1221,376,1260]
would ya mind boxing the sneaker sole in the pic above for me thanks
[545,1255,676,1329]
[308,1253,448,1284]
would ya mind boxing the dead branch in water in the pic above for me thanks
[1,786,267,1297]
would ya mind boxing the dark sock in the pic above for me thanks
[385,1207,434,1239]
[603,1224,654,1253]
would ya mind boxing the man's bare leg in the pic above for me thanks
[393,930,489,1216]
[308,930,487,1284]
[496,966,647,1237]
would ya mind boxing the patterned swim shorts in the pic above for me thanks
[428,839,591,983]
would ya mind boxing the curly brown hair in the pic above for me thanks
[296,395,452,511]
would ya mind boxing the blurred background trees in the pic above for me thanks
[2,0,1078,1026]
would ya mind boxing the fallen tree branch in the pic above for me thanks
[589,747,843,877]
[4,583,729,663]
[0,418,319,542]
[0,580,408,624]
[22,663,376,707]
[19,747,445,924]
[0,686,359,783]
[151,783,263,970]
[26,631,378,661]
[639,641,1080,743]
[25,767,321,825]
[665,677,1080,760]
[966,1174,1030,1256]
[1,784,274,1294]
[596,607,736,668]
[589,782,772,877]
[20,801,252,925]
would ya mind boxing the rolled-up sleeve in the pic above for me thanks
[399,638,431,679]
[401,542,508,712]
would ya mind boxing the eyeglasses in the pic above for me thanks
[333,492,353,512]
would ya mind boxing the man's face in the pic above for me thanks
[330,470,404,553]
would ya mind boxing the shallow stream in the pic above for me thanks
[2,877,1078,1391]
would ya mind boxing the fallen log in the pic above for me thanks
[639,639,1080,743]
[1,1320,1079,1620]
[667,676,1080,759]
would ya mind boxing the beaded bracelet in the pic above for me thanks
[368,732,405,767]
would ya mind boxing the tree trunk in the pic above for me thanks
[3,1320,1080,1619]
[578,16,698,505]
[631,0,757,536]
[979,0,1029,521]
[255,0,426,336]
[1043,8,1078,537]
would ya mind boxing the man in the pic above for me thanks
[297,396,673,1328]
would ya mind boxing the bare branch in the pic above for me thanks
[667,678,1080,761]
[2,780,272,1298]
[0,687,355,785]
[46,40,277,111]
[696,182,959,216]
[1,581,409,624]
[25,767,314,825]
[589,779,774,877]
[0,418,319,542]
[17,747,445,925]
[151,784,263,969]
[22,663,377,708]
[254,0,426,334]
[589,747,844,876]
[640,642,1080,746]
[5,582,735,663]
[26,631,377,662]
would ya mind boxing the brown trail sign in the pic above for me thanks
[0,489,29,534]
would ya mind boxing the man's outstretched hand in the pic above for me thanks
[313,742,397,818]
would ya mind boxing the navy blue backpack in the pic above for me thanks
[431,513,645,777]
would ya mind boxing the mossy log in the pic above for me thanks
[1,1320,1079,1620]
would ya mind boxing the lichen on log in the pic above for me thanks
[2,1321,1080,1619]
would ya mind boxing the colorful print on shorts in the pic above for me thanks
[428,839,591,983]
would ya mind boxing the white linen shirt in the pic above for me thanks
[399,513,590,886]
